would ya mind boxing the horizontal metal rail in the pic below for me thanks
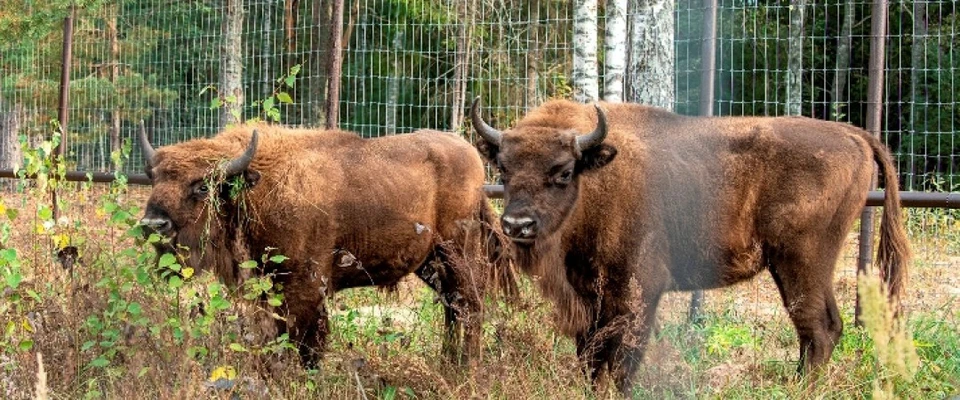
[2,169,959,208]
[0,169,153,185]
[483,185,960,209]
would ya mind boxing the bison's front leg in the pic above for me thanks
[280,270,331,369]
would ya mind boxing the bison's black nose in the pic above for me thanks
[502,214,538,242]
[139,217,173,236]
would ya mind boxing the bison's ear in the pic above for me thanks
[578,143,617,172]
[474,139,500,163]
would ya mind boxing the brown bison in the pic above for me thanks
[137,124,512,367]
[471,98,910,393]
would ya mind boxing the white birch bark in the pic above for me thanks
[604,0,628,102]
[786,0,805,116]
[573,0,599,103]
[628,0,675,110]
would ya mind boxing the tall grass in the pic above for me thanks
[0,138,957,399]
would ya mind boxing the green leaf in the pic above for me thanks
[158,253,177,268]
[5,208,18,220]
[81,340,96,352]
[127,302,143,316]
[89,357,110,368]
[267,297,282,307]
[276,92,293,104]
[168,276,183,289]
[18,340,34,352]
[5,272,23,290]
[210,97,223,109]
[1,248,17,262]
[228,343,248,352]
[37,206,52,220]
[239,260,258,269]
[262,96,275,111]
[269,255,288,264]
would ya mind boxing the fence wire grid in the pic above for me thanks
[0,0,958,190]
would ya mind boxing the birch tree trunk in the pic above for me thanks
[628,0,675,109]
[786,0,805,116]
[385,28,405,134]
[573,0,599,103]
[220,0,244,129]
[0,101,23,173]
[604,0,627,102]
[831,0,852,121]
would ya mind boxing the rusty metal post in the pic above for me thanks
[687,0,718,324]
[325,0,344,129]
[856,0,888,326]
[53,4,76,220]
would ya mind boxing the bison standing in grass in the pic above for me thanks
[471,98,910,393]
[137,124,513,368]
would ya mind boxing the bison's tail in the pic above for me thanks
[478,194,519,299]
[866,133,911,305]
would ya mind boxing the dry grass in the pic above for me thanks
[0,181,958,399]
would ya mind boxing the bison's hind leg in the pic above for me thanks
[415,248,482,365]
[767,247,844,377]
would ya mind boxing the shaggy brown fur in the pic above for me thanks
[139,124,514,368]
[473,100,910,394]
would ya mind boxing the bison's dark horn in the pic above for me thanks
[223,130,259,177]
[574,104,609,154]
[138,120,157,171]
[471,96,503,146]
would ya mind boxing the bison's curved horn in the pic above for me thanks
[471,97,503,146]
[574,104,609,154]
[223,130,259,177]
[138,120,157,172]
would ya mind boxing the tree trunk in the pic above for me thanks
[908,0,927,190]
[107,12,122,167]
[285,0,300,54]
[573,0,599,103]
[262,0,274,101]
[0,101,23,173]
[385,28,405,135]
[525,0,541,109]
[831,0,853,121]
[786,0,805,116]
[220,0,244,129]
[324,0,344,129]
[310,0,332,127]
[604,0,627,102]
[450,0,474,130]
[628,0,675,110]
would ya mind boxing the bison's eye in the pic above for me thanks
[193,182,210,197]
[554,169,574,186]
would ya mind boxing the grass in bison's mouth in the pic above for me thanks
[0,181,957,399]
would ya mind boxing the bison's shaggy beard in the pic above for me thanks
[169,203,251,287]
[511,235,591,337]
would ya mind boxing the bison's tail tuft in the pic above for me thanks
[867,134,911,309]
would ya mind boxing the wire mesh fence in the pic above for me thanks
[1,0,958,191]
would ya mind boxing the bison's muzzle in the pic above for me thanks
[501,214,537,244]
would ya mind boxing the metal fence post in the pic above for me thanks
[688,0,718,325]
[856,0,889,327]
